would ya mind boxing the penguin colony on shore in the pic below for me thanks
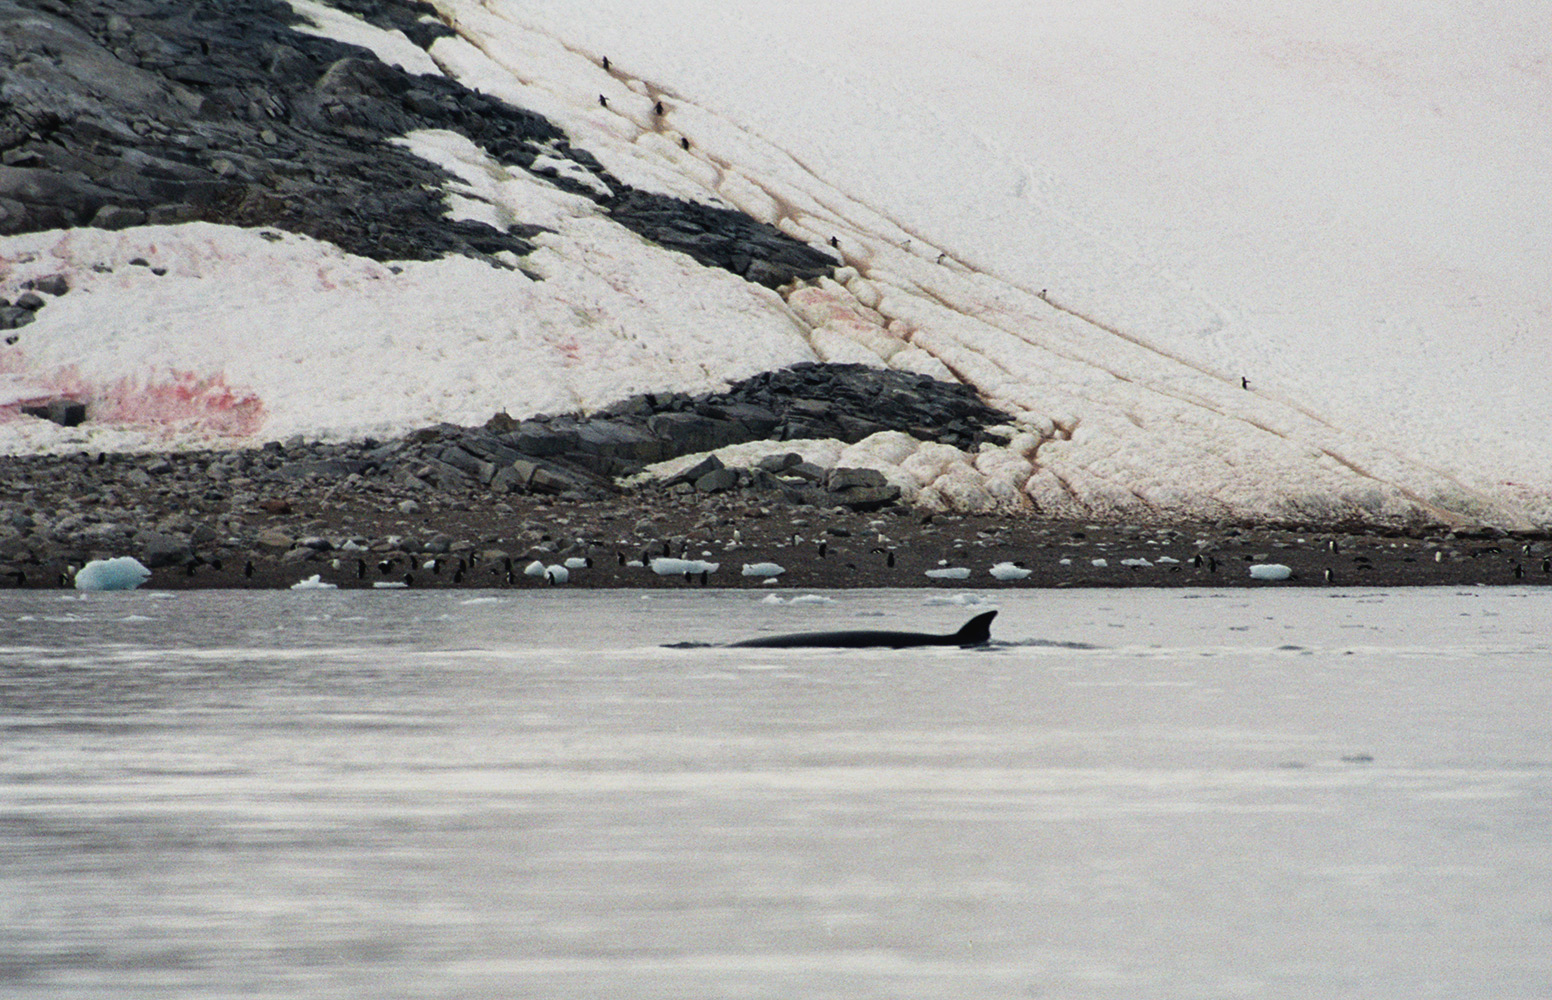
[25,528,1552,591]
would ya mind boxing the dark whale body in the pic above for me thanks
[729,611,996,649]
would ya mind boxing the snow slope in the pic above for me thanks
[1,0,1547,527]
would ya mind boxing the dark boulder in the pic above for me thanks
[694,467,740,493]
[134,529,192,569]
[662,454,724,489]
[20,399,86,427]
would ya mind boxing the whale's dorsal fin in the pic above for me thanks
[953,610,997,646]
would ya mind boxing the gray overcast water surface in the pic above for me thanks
[3,588,1550,999]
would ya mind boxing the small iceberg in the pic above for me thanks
[788,594,836,605]
[652,557,720,576]
[544,564,570,584]
[742,562,785,578]
[523,559,547,578]
[989,561,1032,580]
[925,593,994,606]
[925,567,971,580]
[1250,563,1293,581]
[73,557,151,592]
[290,574,337,590]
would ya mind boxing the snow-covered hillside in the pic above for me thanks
[1,0,1547,528]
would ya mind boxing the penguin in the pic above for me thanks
[1208,555,1218,573]
[599,94,608,108]
[1327,539,1339,554]
[431,557,442,575]
[403,572,415,587]
[1323,567,1335,584]
[616,550,626,566]
[1192,553,1203,568]
[1241,376,1250,390]
[504,567,516,585]
[453,566,464,584]
[680,136,690,150]
[654,99,664,116]
[1514,562,1525,580]
[887,550,896,568]
[1543,557,1551,574]
[356,558,366,579]
[817,540,828,558]
[699,569,709,586]
[829,236,839,249]
[244,559,255,579]
[602,56,610,71]
[378,558,395,575]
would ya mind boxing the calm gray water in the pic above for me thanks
[3,587,1550,999]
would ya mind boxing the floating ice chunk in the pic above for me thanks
[1091,559,1109,568]
[290,574,337,590]
[1250,563,1293,581]
[788,594,835,605]
[989,561,1032,580]
[1158,556,1180,564]
[760,594,788,604]
[1121,558,1152,567]
[563,557,590,570]
[524,560,547,578]
[652,557,720,576]
[73,557,151,592]
[925,593,993,606]
[742,562,786,578]
[925,567,972,580]
[372,581,408,589]
[544,565,570,584]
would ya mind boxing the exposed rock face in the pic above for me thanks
[0,0,833,285]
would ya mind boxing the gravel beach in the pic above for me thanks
[3,446,1546,592]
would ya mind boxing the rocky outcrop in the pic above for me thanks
[0,0,833,285]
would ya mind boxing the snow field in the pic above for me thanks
[1,0,1547,528]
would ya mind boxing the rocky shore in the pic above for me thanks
[3,424,1547,591]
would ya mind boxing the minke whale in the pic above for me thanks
[728,610,996,649]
